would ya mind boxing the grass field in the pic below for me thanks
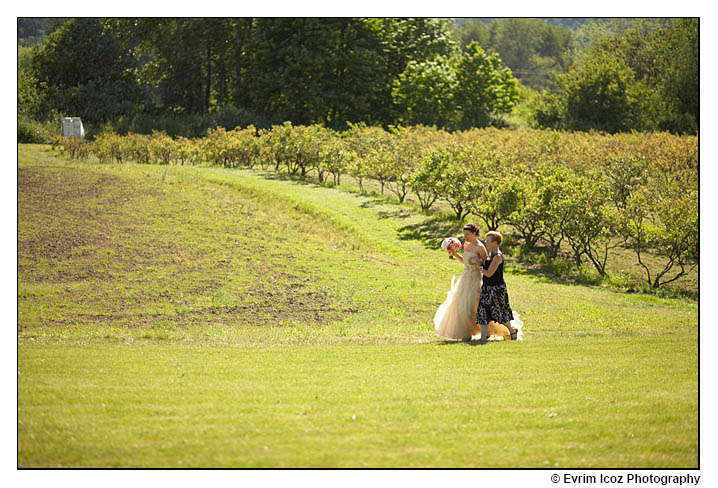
[17,144,698,468]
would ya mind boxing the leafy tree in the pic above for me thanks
[175,136,203,166]
[93,131,127,164]
[18,46,42,119]
[382,126,430,203]
[572,18,660,51]
[454,42,520,128]
[433,145,481,221]
[344,122,380,192]
[623,183,698,288]
[371,18,461,126]
[605,156,649,210]
[529,90,564,129]
[247,18,357,126]
[295,125,333,179]
[320,135,355,186]
[650,18,698,133]
[410,149,447,211]
[488,18,574,91]
[555,51,647,133]
[104,18,240,115]
[366,137,398,197]
[471,160,521,232]
[457,20,490,51]
[392,57,458,128]
[532,164,580,258]
[377,18,461,82]
[458,18,575,92]
[148,130,176,165]
[343,122,397,195]
[32,18,142,123]
[560,175,621,275]
[572,18,698,134]
[244,18,460,129]
[392,41,520,130]
[261,121,295,172]
[504,174,548,251]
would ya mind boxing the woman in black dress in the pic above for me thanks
[476,231,521,342]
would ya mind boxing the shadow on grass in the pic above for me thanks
[437,339,487,346]
[397,215,463,249]
[258,171,415,216]
[377,208,415,220]
[359,197,390,209]
[505,262,600,287]
[358,196,418,220]
[260,170,322,188]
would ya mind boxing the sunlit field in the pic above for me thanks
[18,145,697,467]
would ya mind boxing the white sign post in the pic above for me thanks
[61,117,85,139]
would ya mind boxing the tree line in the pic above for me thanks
[18,17,698,141]
[22,18,517,132]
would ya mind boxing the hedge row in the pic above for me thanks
[53,123,698,289]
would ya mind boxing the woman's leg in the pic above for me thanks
[503,321,518,340]
[479,323,489,342]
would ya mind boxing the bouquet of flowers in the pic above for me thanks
[440,237,462,253]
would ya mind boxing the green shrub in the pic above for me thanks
[545,256,572,276]
[18,117,50,143]
[55,136,91,160]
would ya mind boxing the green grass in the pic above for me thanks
[19,336,696,468]
[17,144,698,467]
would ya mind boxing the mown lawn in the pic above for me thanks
[17,144,698,467]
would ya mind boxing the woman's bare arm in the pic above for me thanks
[482,254,502,277]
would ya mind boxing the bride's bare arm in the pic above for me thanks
[477,242,489,262]
[450,249,464,263]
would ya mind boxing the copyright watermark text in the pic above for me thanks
[551,474,700,486]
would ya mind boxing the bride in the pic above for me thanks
[433,223,487,341]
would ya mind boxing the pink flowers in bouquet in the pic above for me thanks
[440,237,462,253]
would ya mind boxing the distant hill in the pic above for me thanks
[20,17,605,47]
[17,18,71,46]
[454,18,612,29]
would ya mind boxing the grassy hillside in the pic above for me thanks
[17,144,698,467]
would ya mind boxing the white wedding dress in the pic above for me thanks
[433,250,483,340]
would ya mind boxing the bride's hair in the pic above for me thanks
[463,223,480,235]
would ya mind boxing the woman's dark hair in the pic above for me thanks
[463,223,480,235]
